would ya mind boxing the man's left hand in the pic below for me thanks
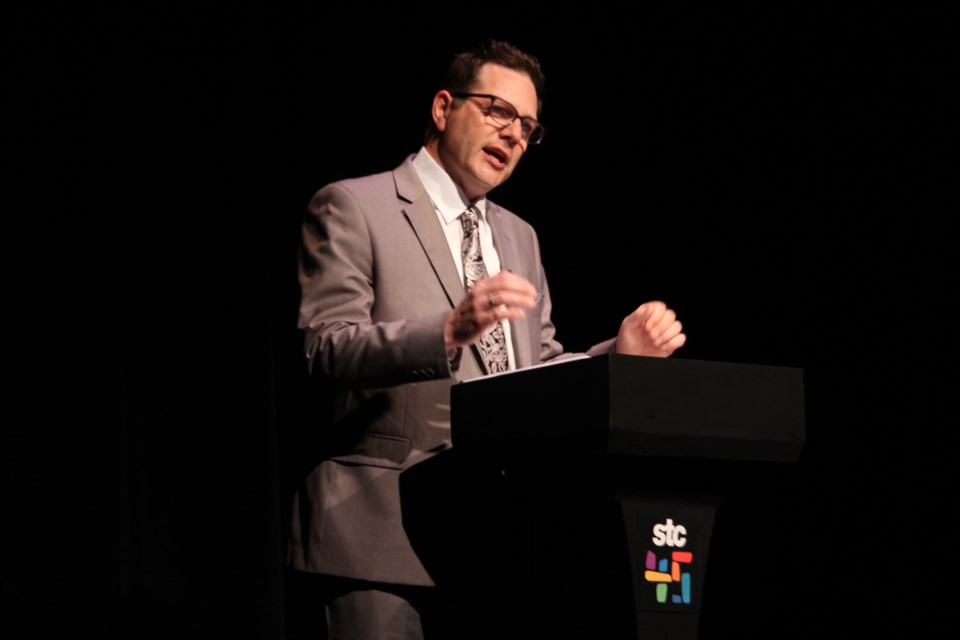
[614,301,686,357]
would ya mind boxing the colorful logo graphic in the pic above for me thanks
[643,518,694,605]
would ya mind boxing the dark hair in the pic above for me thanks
[424,39,545,143]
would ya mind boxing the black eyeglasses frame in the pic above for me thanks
[451,92,546,145]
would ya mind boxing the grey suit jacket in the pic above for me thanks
[288,155,613,585]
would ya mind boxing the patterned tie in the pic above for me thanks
[461,206,509,374]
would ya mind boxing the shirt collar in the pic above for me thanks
[412,147,487,225]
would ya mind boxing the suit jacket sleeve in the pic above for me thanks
[298,180,453,388]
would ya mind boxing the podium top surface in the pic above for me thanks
[451,354,805,463]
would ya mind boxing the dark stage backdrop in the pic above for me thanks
[6,4,955,638]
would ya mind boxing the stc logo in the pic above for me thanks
[643,518,694,605]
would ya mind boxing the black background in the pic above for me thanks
[5,3,956,638]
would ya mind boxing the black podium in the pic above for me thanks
[450,354,805,639]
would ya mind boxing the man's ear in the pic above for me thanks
[431,90,454,133]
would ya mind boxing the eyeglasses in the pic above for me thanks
[452,93,546,145]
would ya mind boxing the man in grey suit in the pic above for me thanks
[286,39,686,639]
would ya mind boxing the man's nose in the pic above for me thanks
[500,118,524,143]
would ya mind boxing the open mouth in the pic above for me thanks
[484,147,508,166]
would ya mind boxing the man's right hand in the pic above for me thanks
[445,271,537,356]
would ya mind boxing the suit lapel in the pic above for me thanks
[394,159,465,309]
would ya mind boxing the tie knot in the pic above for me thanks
[461,206,480,235]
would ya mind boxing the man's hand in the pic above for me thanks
[445,271,537,355]
[615,301,686,357]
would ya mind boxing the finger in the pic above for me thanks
[639,301,667,327]
[464,290,529,326]
[648,309,677,338]
[660,332,687,354]
[479,271,537,297]
[654,320,683,347]
[491,288,537,309]
[473,281,536,309]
